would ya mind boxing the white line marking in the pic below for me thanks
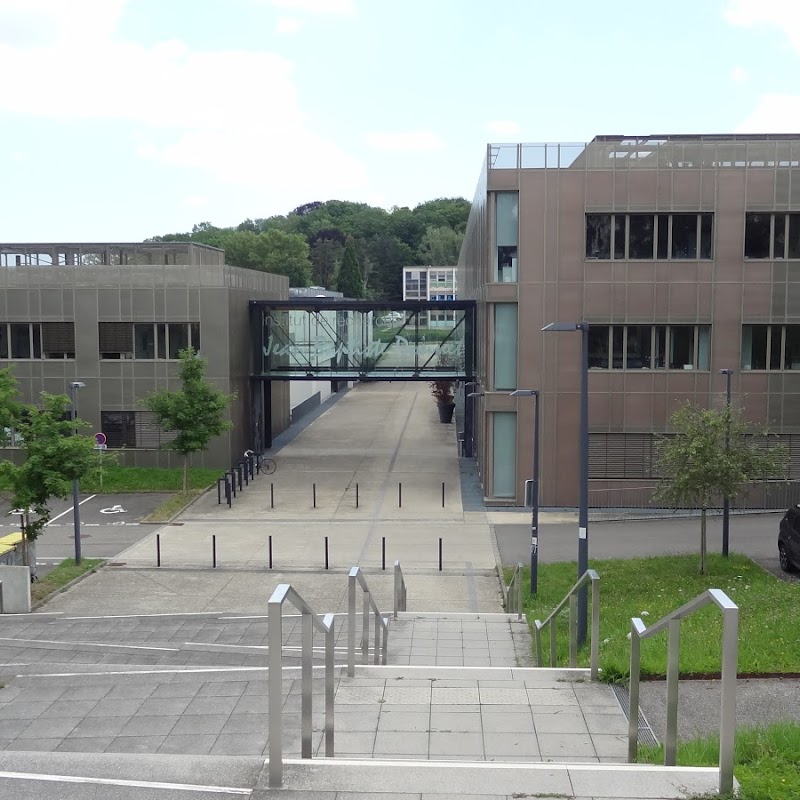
[45,495,97,526]
[0,637,179,652]
[0,771,251,795]
[185,642,350,653]
[62,612,235,620]
[17,664,333,678]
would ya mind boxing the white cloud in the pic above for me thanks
[270,0,355,13]
[276,15,303,33]
[365,131,443,153]
[487,120,520,137]
[735,93,800,132]
[724,0,800,52]
[0,0,369,198]
[184,194,210,208]
[730,65,749,82]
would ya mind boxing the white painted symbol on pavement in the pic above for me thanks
[100,504,127,514]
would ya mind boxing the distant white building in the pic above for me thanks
[402,267,457,327]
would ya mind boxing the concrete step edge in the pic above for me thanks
[354,665,593,679]
[395,612,524,621]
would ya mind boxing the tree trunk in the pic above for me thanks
[183,455,189,495]
[699,506,707,575]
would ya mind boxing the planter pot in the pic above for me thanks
[437,402,455,424]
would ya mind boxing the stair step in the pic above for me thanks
[272,758,723,799]
[356,665,592,682]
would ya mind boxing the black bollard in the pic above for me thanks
[270,482,274,509]
[356,482,359,508]
[438,537,442,571]
[442,482,445,508]
[212,534,217,569]
[398,482,402,508]
[324,535,329,570]
[382,537,386,571]
[268,535,273,569]
[225,475,232,507]
[156,533,161,568]
[313,483,317,509]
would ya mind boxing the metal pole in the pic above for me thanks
[268,597,283,787]
[313,483,316,508]
[577,323,589,648]
[398,482,402,508]
[382,537,386,571]
[212,534,217,569]
[324,536,329,570]
[270,482,274,509]
[722,369,732,557]
[156,533,161,567]
[268,535,273,569]
[438,537,442,571]
[531,390,540,595]
[442,482,445,508]
[69,384,82,566]
[356,482,359,508]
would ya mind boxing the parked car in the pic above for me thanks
[778,505,800,572]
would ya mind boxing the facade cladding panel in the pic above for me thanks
[459,135,800,506]
[0,243,290,469]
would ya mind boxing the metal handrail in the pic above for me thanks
[628,589,738,797]
[533,569,600,680]
[393,560,407,618]
[505,563,523,620]
[347,566,390,677]
[268,584,335,788]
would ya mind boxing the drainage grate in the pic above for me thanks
[611,684,659,748]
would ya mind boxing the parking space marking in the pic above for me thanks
[0,637,179,652]
[0,771,252,795]
[44,495,97,526]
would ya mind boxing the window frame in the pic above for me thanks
[742,324,800,370]
[587,324,711,370]
[99,322,200,361]
[0,322,74,361]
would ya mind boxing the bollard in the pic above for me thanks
[225,475,232,507]
[313,483,317,509]
[268,535,273,569]
[382,537,386,571]
[324,536,329,570]
[156,533,161,568]
[398,482,402,508]
[247,455,254,480]
[217,477,223,505]
[228,471,237,498]
[212,535,217,569]
[255,454,261,475]
[241,462,249,486]
[270,482,274,509]
[438,537,442,571]
[236,464,243,491]
[442,482,445,508]
[356,482,359,509]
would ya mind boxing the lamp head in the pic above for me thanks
[69,381,86,390]
[510,389,539,397]
[719,368,733,376]
[542,321,587,332]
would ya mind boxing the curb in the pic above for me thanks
[31,560,107,611]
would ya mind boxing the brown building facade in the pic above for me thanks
[459,135,800,506]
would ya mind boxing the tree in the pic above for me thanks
[337,238,364,298]
[256,229,312,287]
[310,238,344,289]
[0,375,104,563]
[364,235,414,300]
[143,348,234,493]
[417,225,464,265]
[654,403,787,574]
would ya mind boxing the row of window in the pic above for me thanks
[742,325,800,370]
[588,325,710,370]
[586,213,714,261]
[744,213,800,260]
[0,322,201,361]
[99,322,200,360]
[101,411,174,449]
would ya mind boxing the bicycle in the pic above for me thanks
[245,450,277,476]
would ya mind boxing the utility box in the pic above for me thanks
[0,565,32,613]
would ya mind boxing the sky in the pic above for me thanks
[0,0,798,241]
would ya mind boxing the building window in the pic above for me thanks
[589,433,663,479]
[0,322,74,360]
[494,192,518,282]
[493,304,518,390]
[491,412,516,498]
[100,323,200,360]
[744,212,800,259]
[588,325,710,369]
[742,324,800,369]
[101,410,176,448]
[585,213,713,260]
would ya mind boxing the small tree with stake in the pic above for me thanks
[654,402,787,574]
[143,348,234,494]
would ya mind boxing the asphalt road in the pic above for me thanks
[1,493,172,576]
[494,512,798,580]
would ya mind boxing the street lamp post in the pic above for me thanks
[511,389,540,594]
[463,381,480,458]
[542,321,589,648]
[68,381,86,566]
[720,368,733,557]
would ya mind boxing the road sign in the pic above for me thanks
[94,432,107,446]
[94,443,107,450]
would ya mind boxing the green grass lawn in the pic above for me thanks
[31,558,103,605]
[513,554,800,678]
[81,465,220,493]
[639,722,800,800]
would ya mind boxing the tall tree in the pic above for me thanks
[143,348,234,493]
[654,403,787,574]
[256,229,312,287]
[336,238,364,298]
[417,225,464,265]
[310,238,344,289]
[365,235,415,300]
[0,375,105,562]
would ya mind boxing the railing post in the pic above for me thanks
[325,618,335,757]
[393,562,399,619]
[534,623,543,667]
[568,594,578,667]
[719,604,739,795]
[549,620,557,667]
[664,619,681,766]
[362,590,369,665]
[301,609,313,759]
[268,595,283,787]
[628,620,642,763]
[347,570,356,677]
[590,575,600,680]
[381,619,388,664]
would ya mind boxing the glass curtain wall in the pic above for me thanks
[494,193,519,282]
[492,412,517,497]
[493,304,518,390]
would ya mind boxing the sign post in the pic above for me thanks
[94,433,107,491]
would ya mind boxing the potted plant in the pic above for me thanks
[430,379,455,423]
